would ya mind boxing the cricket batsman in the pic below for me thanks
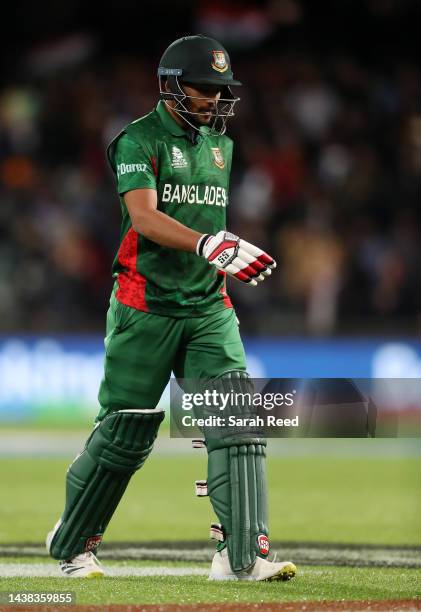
[46,34,297,582]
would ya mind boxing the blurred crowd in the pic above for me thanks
[1,40,421,335]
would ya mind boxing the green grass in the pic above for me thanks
[0,423,93,434]
[1,452,420,605]
[0,416,171,434]
[0,455,420,545]
[0,567,420,603]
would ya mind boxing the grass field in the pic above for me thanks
[1,452,420,544]
[0,560,420,604]
[0,435,420,608]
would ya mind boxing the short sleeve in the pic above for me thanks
[111,133,157,195]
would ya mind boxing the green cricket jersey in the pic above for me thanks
[107,100,233,316]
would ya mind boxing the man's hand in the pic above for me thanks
[196,231,276,286]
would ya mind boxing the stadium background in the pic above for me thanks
[0,1,420,606]
[1,0,421,422]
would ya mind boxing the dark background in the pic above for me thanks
[1,0,421,336]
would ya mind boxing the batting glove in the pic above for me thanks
[196,231,276,286]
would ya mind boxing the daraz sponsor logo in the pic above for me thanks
[162,183,227,206]
[117,162,148,177]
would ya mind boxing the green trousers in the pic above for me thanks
[97,289,246,419]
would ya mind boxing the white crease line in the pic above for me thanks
[0,563,330,579]
[0,563,209,578]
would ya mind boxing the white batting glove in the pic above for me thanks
[196,231,276,286]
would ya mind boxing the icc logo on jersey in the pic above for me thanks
[211,147,225,169]
[172,146,188,168]
[212,51,228,73]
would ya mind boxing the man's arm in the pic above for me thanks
[124,188,276,285]
[124,188,201,252]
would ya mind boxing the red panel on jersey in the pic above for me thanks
[116,227,148,312]
[117,227,138,270]
[151,155,158,177]
[218,270,233,309]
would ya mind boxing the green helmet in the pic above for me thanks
[158,34,241,135]
[158,34,241,87]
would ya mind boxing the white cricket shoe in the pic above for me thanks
[209,548,296,582]
[46,522,104,578]
[59,552,104,578]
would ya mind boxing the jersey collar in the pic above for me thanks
[156,100,188,137]
[156,101,210,140]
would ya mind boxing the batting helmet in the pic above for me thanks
[158,34,241,135]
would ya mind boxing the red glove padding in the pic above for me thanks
[196,231,276,286]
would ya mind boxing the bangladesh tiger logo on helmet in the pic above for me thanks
[212,51,228,73]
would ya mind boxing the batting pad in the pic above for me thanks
[207,441,268,572]
[203,371,269,573]
[49,409,164,560]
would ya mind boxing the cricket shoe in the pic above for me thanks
[59,552,104,578]
[46,521,104,578]
[209,548,296,581]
